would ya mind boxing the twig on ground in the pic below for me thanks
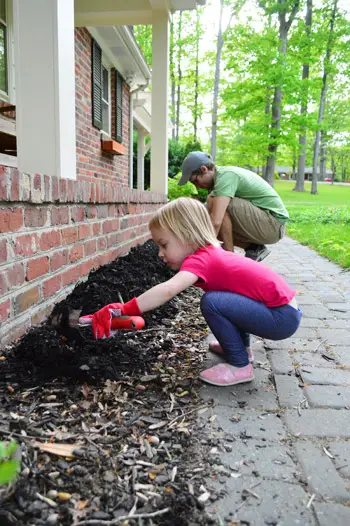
[306,493,316,508]
[313,339,328,353]
[75,507,170,525]
[167,404,209,428]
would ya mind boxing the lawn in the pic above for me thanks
[275,181,350,269]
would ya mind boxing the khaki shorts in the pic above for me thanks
[227,197,286,247]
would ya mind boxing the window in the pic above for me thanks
[115,71,123,144]
[91,38,123,144]
[0,0,7,94]
[101,65,110,135]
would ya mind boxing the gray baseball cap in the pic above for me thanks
[178,151,213,186]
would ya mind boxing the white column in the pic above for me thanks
[13,0,76,179]
[150,10,169,195]
[137,129,147,191]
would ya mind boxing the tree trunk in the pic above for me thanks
[210,0,224,161]
[170,20,176,141]
[175,13,183,142]
[194,10,200,140]
[265,0,300,187]
[294,0,312,192]
[311,0,338,195]
[320,131,327,180]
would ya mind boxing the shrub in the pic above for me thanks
[168,174,198,200]
[0,441,20,485]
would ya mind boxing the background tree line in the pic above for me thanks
[133,0,350,193]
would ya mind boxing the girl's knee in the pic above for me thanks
[200,291,217,314]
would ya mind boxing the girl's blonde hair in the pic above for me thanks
[149,197,220,248]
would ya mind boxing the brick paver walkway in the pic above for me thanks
[200,236,350,525]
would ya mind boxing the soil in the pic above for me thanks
[0,241,226,526]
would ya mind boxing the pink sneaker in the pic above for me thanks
[209,340,254,362]
[199,363,254,386]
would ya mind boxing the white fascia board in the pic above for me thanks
[113,26,151,81]
[88,26,151,85]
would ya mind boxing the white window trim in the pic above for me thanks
[0,0,15,103]
[100,54,111,137]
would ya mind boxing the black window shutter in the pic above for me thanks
[115,72,123,143]
[91,39,102,130]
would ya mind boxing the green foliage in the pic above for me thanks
[168,140,185,179]
[168,174,198,200]
[274,181,350,269]
[0,441,19,485]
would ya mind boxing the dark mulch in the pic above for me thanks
[0,241,227,526]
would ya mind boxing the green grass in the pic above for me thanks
[274,181,350,269]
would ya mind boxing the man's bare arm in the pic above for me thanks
[207,195,233,251]
[207,196,231,234]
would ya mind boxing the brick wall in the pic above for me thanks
[0,27,167,348]
[0,166,166,347]
[75,28,130,184]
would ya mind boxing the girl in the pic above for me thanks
[82,198,301,387]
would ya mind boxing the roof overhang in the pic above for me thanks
[75,0,206,26]
[88,26,151,88]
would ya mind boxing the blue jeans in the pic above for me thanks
[201,291,302,367]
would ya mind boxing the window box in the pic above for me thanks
[101,138,126,156]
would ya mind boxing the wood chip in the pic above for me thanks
[33,442,82,458]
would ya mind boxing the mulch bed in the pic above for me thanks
[0,241,228,526]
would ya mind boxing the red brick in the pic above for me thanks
[97,237,107,251]
[10,170,20,201]
[0,239,7,264]
[0,208,23,233]
[71,206,85,222]
[0,272,7,295]
[15,286,39,314]
[0,298,10,322]
[26,256,50,281]
[80,259,95,277]
[51,249,68,271]
[33,174,41,190]
[62,266,80,286]
[24,207,47,228]
[78,223,91,240]
[61,226,77,245]
[69,245,84,263]
[14,233,39,257]
[93,223,101,236]
[84,239,96,257]
[40,230,61,251]
[103,219,119,234]
[0,166,8,200]
[7,263,25,289]
[43,275,61,297]
[51,206,69,225]
[52,177,59,201]
[86,205,97,219]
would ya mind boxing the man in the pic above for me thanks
[178,151,289,262]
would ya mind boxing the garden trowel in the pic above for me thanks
[49,304,145,343]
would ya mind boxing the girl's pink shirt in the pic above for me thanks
[180,245,295,308]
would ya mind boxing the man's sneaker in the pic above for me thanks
[245,244,271,262]
[200,363,254,386]
[209,340,254,362]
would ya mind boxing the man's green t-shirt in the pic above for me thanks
[210,166,289,224]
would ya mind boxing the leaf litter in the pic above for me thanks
[0,241,231,526]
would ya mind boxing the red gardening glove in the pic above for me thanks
[78,303,122,339]
[121,297,142,316]
[79,298,142,339]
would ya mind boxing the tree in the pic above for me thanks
[294,0,313,192]
[211,0,241,160]
[311,0,338,194]
[262,0,300,186]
